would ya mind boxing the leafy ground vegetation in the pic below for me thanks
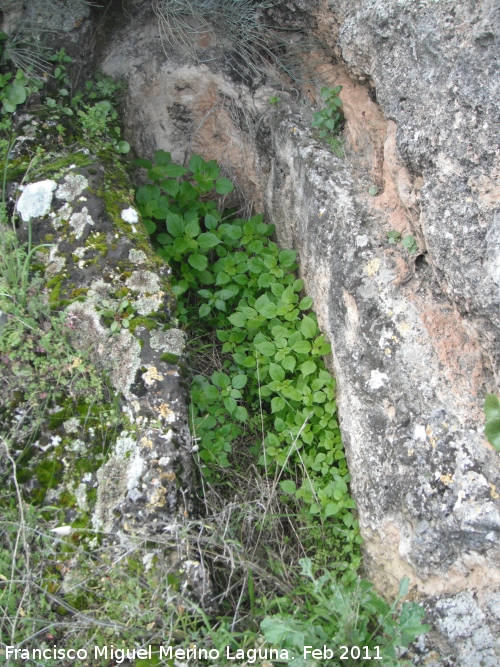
[0,29,429,667]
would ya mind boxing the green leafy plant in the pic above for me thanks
[312,86,344,139]
[42,53,130,154]
[387,230,401,244]
[261,559,429,667]
[387,230,418,255]
[484,394,500,450]
[134,150,362,571]
[97,297,135,333]
[0,31,42,118]
[269,96,281,106]
[401,234,418,254]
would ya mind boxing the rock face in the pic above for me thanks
[8,114,194,539]
[101,0,500,662]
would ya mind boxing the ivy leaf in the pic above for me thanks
[280,480,296,494]
[160,179,180,197]
[269,363,285,382]
[299,296,314,310]
[143,219,156,235]
[484,394,500,421]
[212,372,230,388]
[293,340,311,354]
[198,232,221,249]
[205,213,219,229]
[260,302,278,319]
[228,312,247,327]
[164,163,188,177]
[153,149,172,166]
[215,177,234,195]
[282,356,296,372]
[199,303,211,317]
[136,184,160,205]
[232,375,248,389]
[234,406,248,421]
[281,386,302,401]
[271,396,286,413]
[156,233,171,245]
[258,272,275,288]
[301,360,316,377]
[188,254,208,271]
[189,154,207,173]
[166,213,184,238]
[324,502,339,517]
[254,341,276,357]
[485,418,500,450]
[300,316,317,339]
[224,397,237,413]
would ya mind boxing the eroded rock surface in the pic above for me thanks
[9,117,194,540]
[101,0,500,661]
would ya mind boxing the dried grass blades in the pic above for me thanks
[152,0,324,83]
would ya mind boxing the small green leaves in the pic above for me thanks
[484,394,500,450]
[279,249,297,267]
[387,230,401,244]
[215,177,234,195]
[484,394,500,420]
[134,151,358,557]
[254,340,276,357]
[301,360,316,377]
[300,316,317,339]
[272,396,286,413]
[280,480,296,494]
[188,254,208,271]
[401,234,418,254]
[116,140,130,154]
[198,232,220,249]
[387,230,419,254]
[312,86,344,151]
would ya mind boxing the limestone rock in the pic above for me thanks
[101,0,500,659]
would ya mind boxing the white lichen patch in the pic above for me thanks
[142,366,164,386]
[150,328,186,356]
[56,173,89,202]
[134,292,164,315]
[16,180,57,222]
[105,329,142,398]
[129,249,147,263]
[73,247,86,259]
[367,369,389,390]
[121,207,139,224]
[69,207,94,239]
[113,434,137,459]
[125,270,161,294]
[67,439,85,453]
[92,433,145,532]
[63,417,80,434]
[75,483,89,512]
[87,278,114,301]
[51,202,73,229]
[68,301,141,397]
